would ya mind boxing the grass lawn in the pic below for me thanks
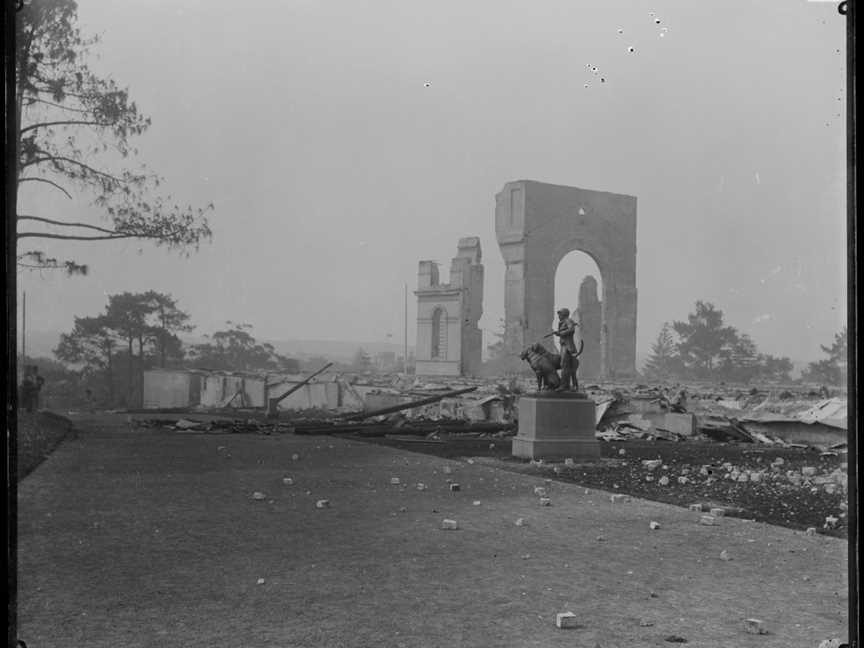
[16,416,849,648]
[16,412,76,480]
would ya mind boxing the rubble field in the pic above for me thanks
[352,435,849,539]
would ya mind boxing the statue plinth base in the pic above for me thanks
[512,392,600,461]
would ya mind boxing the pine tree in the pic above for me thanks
[643,323,680,380]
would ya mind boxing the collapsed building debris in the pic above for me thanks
[265,362,333,417]
[135,364,845,453]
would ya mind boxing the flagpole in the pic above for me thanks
[22,290,26,365]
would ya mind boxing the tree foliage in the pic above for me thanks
[55,313,119,401]
[802,327,847,385]
[642,323,681,380]
[15,0,213,274]
[55,314,117,370]
[643,302,795,384]
[672,301,739,377]
[54,291,193,406]
[189,323,297,372]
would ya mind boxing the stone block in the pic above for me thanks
[555,612,579,629]
[610,494,629,504]
[449,483,461,492]
[689,504,703,512]
[315,499,330,509]
[642,459,662,470]
[511,395,600,461]
[649,521,660,530]
[806,527,817,535]
[709,507,726,517]
[663,412,696,436]
[700,515,717,526]
[539,497,552,506]
[441,519,459,530]
[390,477,401,485]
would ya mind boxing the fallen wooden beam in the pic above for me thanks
[338,386,479,422]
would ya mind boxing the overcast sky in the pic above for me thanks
[18,0,847,362]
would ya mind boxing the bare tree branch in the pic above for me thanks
[17,176,73,199]
[22,155,125,182]
[24,98,91,113]
[17,215,118,235]
[17,232,137,241]
[16,228,193,242]
[20,120,116,134]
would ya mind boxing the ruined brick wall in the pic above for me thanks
[495,180,637,379]
[415,238,484,377]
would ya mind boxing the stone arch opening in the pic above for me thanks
[495,180,637,379]
[552,251,604,381]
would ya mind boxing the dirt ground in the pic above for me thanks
[16,415,849,648]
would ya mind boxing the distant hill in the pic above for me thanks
[180,335,409,362]
[174,335,409,363]
[21,330,809,375]
[262,339,411,362]
[21,330,410,364]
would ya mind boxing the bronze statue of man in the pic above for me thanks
[552,308,583,391]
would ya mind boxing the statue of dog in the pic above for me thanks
[519,343,562,391]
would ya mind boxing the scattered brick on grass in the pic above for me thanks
[555,612,579,629]
[743,618,767,635]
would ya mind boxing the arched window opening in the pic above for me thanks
[431,307,447,359]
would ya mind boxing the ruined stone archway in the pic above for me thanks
[495,180,637,379]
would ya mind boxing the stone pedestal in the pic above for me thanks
[512,393,600,460]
